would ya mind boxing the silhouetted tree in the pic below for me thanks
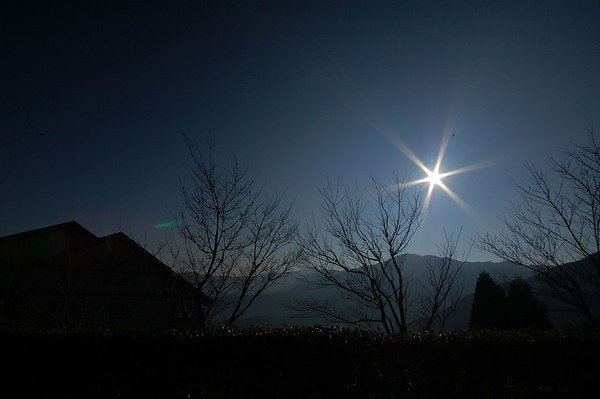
[477,132,600,326]
[469,272,508,330]
[173,139,300,328]
[294,174,424,334]
[506,278,552,329]
[470,273,553,330]
[417,229,466,332]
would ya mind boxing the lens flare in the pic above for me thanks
[392,130,495,215]
[425,167,443,187]
[154,219,180,228]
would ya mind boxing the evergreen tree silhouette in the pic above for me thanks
[470,273,553,330]
[469,272,508,329]
[506,278,552,329]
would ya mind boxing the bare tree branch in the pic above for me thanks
[417,229,467,333]
[477,131,600,326]
[295,173,424,334]
[172,138,300,328]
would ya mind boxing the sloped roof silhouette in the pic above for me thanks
[0,221,96,254]
[0,221,208,302]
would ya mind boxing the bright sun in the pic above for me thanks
[392,130,495,213]
[425,168,443,187]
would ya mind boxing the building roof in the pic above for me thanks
[0,221,210,303]
[0,221,95,243]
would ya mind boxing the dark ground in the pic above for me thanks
[3,327,599,398]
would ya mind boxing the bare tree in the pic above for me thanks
[173,140,300,328]
[417,229,466,333]
[477,132,600,326]
[295,174,424,334]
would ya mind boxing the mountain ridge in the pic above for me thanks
[236,253,530,329]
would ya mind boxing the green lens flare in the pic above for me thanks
[154,220,180,228]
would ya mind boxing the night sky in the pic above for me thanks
[2,1,600,261]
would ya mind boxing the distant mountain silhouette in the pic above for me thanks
[233,253,530,330]
[182,253,600,329]
[523,253,600,327]
[448,253,600,329]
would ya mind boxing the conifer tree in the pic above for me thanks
[469,272,508,329]
[506,278,552,329]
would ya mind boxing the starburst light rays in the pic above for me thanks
[388,130,494,215]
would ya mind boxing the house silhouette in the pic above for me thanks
[0,221,208,330]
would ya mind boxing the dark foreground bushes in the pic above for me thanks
[2,326,600,398]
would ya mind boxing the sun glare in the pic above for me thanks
[426,168,443,187]
[390,130,496,216]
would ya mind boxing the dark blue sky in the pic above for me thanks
[2,1,600,260]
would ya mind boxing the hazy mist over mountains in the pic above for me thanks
[233,254,531,330]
